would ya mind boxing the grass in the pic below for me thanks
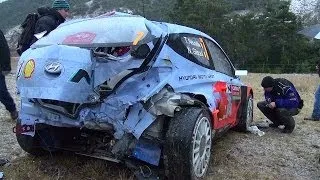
[2,153,134,180]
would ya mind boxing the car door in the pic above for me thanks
[204,39,242,129]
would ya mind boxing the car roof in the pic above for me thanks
[33,12,223,50]
[33,13,163,48]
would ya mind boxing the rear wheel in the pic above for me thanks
[164,107,212,180]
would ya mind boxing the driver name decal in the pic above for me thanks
[183,37,209,60]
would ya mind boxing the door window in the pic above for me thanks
[205,40,234,76]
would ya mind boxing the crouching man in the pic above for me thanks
[257,76,303,133]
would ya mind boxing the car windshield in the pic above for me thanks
[33,14,163,48]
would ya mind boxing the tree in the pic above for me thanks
[169,0,230,33]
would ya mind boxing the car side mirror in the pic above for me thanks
[235,70,248,76]
[131,44,150,59]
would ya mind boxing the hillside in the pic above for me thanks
[1,0,320,33]
[290,0,320,25]
[0,0,175,33]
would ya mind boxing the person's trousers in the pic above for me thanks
[257,101,299,131]
[312,85,320,119]
[0,73,16,112]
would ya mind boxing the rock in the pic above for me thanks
[0,158,9,166]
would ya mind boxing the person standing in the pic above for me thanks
[304,61,320,121]
[0,29,18,120]
[31,0,70,44]
[17,0,71,55]
[257,76,303,133]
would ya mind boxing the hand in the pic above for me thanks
[267,102,276,109]
[1,71,10,76]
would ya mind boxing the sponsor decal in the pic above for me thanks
[231,85,241,96]
[183,37,210,60]
[23,59,35,78]
[70,69,91,84]
[45,62,63,74]
[178,74,215,81]
[63,32,96,44]
[133,31,145,45]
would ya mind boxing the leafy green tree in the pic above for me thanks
[169,0,230,32]
[169,0,319,73]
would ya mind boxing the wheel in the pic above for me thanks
[16,120,46,156]
[234,94,253,132]
[164,107,212,180]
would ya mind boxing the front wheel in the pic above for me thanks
[164,107,212,180]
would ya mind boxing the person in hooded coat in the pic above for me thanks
[31,0,70,44]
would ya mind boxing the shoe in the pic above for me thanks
[304,117,320,121]
[282,128,293,133]
[10,110,18,120]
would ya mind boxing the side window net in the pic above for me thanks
[205,40,233,76]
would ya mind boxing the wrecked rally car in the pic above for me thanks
[16,13,253,179]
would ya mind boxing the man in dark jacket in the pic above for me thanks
[0,29,18,120]
[257,76,303,133]
[31,0,70,44]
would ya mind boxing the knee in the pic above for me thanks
[257,101,267,110]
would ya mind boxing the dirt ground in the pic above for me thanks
[0,59,319,179]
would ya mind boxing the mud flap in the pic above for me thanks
[132,139,161,166]
[238,86,249,119]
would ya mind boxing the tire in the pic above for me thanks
[16,120,46,156]
[234,94,253,132]
[164,107,212,180]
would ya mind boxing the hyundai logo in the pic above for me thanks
[45,62,62,74]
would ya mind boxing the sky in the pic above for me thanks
[0,0,7,3]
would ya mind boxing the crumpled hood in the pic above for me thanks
[17,45,94,103]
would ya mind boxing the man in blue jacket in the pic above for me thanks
[0,29,18,120]
[304,61,320,121]
[257,76,303,133]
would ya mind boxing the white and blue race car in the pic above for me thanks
[16,12,253,179]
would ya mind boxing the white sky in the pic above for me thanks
[0,0,7,3]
